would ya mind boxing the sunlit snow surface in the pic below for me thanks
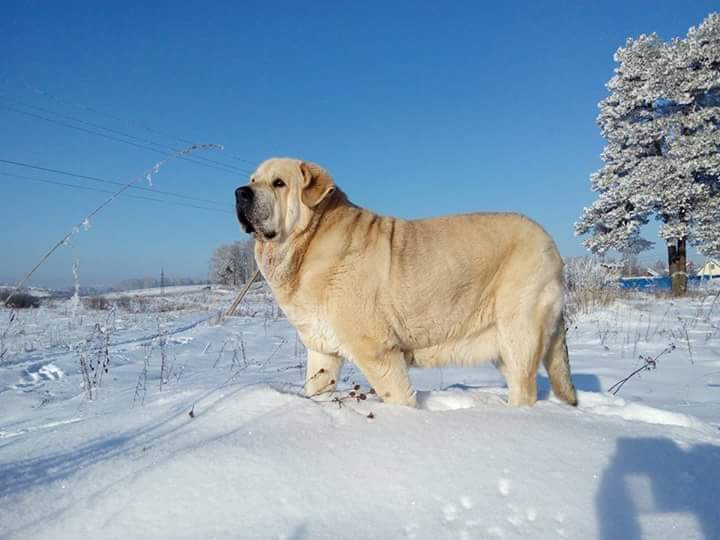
[1,284,719,539]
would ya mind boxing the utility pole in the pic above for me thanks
[160,267,165,297]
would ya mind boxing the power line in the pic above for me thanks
[0,171,235,214]
[0,95,256,175]
[5,144,226,299]
[0,104,253,176]
[1,78,258,167]
[0,103,247,175]
[0,157,231,207]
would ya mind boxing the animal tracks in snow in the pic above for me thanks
[431,489,544,540]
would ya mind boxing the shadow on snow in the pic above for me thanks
[596,437,720,539]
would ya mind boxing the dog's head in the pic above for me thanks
[235,158,336,243]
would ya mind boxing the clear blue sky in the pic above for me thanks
[1,1,716,287]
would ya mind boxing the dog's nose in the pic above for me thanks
[235,186,253,204]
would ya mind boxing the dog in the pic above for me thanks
[235,158,577,408]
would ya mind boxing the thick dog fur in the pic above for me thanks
[235,158,577,407]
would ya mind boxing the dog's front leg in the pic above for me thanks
[304,350,343,397]
[350,345,417,407]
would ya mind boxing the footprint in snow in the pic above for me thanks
[498,477,511,496]
[437,491,540,538]
[437,495,483,538]
[13,362,64,390]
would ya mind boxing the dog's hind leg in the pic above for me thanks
[496,278,570,406]
[496,315,543,406]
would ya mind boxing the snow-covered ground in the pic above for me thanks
[102,284,216,299]
[1,286,719,539]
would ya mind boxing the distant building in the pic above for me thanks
[600,262,623,275]
[644,267,661,278]
[697,259,720,277]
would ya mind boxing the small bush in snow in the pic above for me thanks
[564,256,619,320]
[83,296,111,311]
[78,323,112,401]
[111,295,202,314]
[1,289,41,309]
[114,296,146,312]
[607,344,676,395]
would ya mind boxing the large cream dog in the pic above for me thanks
[235,158,577,408]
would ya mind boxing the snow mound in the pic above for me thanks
[417,387,506,411]
[579,391,715,434]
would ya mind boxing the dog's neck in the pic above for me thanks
[254,189,353,294]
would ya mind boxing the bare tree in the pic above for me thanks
[652,260,668,276]
[209,240,258,287]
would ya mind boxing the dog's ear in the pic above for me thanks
[299,161,336,208]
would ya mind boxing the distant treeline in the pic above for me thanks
[0,276,208,305]
[113,277,206,292]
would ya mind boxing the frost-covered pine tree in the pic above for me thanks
[577,13,720,295]
[575,34,666,258]
[664,14,720,259]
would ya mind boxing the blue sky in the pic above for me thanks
[1,1,717,287]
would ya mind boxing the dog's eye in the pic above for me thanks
[273,178,286,188]
[250,178,256,184]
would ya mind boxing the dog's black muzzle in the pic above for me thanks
[235,186,254,206]
[235,186,255,233]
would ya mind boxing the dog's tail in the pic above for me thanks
[543,322,578,406]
